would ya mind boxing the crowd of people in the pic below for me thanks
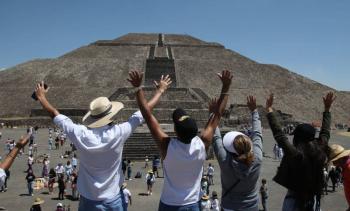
[0,70,349,211]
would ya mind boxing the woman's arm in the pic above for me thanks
[0,134,30,170]
[128,71,172,160]
[319,92,335,144]
[265,94,297,156]
[201,70,232,151]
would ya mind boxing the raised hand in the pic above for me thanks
[208,98,219,114]
[265,94,274,113]
[323,91,336,112]
[217,70,233,89]
[127,71,143,88]
[154,75,172,93]
[247,95,257,112]
[16,134,30,149]
[35,81,49,100]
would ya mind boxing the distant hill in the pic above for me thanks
[0,33,349,125]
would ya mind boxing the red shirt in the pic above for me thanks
[342,157,350,206]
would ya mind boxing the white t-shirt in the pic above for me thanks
[54,111,144,201]
[122,188,131,204]
[55,165,65,174]
[161,136,206,206]
[211,199,220,211]
[207,166,214,175]
[0,168,5,187]
[28,157,34,165]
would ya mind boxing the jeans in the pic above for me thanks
[79,192,124,211]
[27,182,33,195]
[262,197,268,211]
[158,200,201,211]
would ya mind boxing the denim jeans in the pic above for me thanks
[158,200,201,211]
[27,182,33,195]
[79,192,124,211]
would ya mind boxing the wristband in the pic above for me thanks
[134,86,143,93]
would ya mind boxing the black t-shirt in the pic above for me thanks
[26,174,35,183]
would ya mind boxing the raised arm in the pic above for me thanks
[247,96,263,159]
[319,92,335,144]
[265,94,297,156]
[0,134,30,170]
[35,81,59,118]
[128,71,172,160]
[201,70,232,150]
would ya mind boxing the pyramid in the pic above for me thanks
[0,33,349,127]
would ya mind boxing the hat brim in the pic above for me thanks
[331,149,350,162]
[82,102,124,128]
[33,199,44,205]
[223,131,246,153]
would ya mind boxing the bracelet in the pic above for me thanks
[133,86,143,93]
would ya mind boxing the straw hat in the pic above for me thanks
[82,97,124,128]
[201,195,209,200]
[32,197,44,205]
[330,144,350,162]
[122,182,127,189]
[223,131,248,154]
[148,169,153,174]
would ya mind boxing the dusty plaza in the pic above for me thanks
[0,127,349,211]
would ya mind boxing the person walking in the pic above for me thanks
[152,155,161,178]
[260,178,269,211]
[207,163,214,185]
[42,157,49,178]
[126,160,132,180]
[26,169,36,196]
[65,161,73,182]
[265,92,335,211]
[212,95,263,211]
[48,168,56,195]
[146,170,155,195]
[129,70,232,210]
[57,175,66,200]
[34,74,170,211]
[211,191,220,211]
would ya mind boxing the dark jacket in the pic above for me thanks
[267,111,331,192]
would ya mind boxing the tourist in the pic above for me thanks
[57,175,66,200]
[41,157,49,178]
[55,163,65,180]
[34,74,170,211]
[146,170,155,195]
[48,135,53,150]
[48,168,56,194]
[152,155,161,178]
[26,169,36,196]
[329,144,350,210]
[200,195,211,211]
[207,163,214,185]
[265,92,335,211]
[65,160,73,182]
[126,159,132,180]
[30,197,44,211]
[201,176,209,196]
[323,168,329,195]
[273,143,279,160]
[328,166,338,191]
[212,95,263,210]
[72,153,78,170]
[144,155,149,169]
[56,202,64,211]
[260,178,269,211]
[129,70,232,210]
[122,158,127,176]
[71,171,79,200]
[121,182,132,210]
[211,191,220,211]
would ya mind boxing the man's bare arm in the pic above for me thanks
[35,81,59,118]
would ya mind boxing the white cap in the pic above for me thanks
[223,131,247,154]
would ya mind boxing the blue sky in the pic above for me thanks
[0,0,349,90]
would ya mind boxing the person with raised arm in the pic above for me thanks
[34,76,171,211]
[0,134,31,188]
[128,70,232,211]
[265,92,335,211]
[212,95,263,211]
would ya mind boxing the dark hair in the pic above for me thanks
[172,108,198,144]
[294,140,330,211]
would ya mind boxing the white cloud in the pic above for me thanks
[0,68,6,71]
